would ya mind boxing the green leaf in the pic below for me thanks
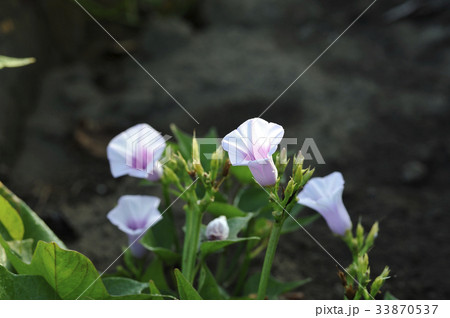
[149,280,163,300]
[384,291,398,300]
[234,186,269,212]
[174,268,202,300]
[140,234,181,266]
[227,213,254,239]
[230,166,254,184]
[198,264,227,300]
[141,258,170,292]
[243,273,311,299]
[170,124,192,161]
[102,277,148,296]
[0,195,24,240]
[0,55,35,69]
[0,239,34,267]
[206,202,246,218]
[0,238,108,300]
[0,265,60,299]
[150,213,176,250]
[281,214,321,234]
[200,237,260,257]
[0,182,65,248]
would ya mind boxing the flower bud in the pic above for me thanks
[299,168,315,187]
[192,135,204,176]
[292,151,304,178]
[364,221,379,251]
[206,216,229,241]
[210,147,224,182]
[356,222,364,249]
[276,147,289,175]
[370,266,390,297]
[163,166,179,184]
[283,178,296,202]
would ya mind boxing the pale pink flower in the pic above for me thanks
[297,172,352,236]
[107,123,166,181]
[222,118,284,186]
[107,195,162,258]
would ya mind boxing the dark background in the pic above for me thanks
[0,0,449,299]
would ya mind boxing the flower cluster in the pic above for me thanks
[102,118,388,300]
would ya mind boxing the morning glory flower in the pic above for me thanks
[297,172,352,236]
[107,195,162,258]
[107,123,166,181]
[222,118,284,186]
[206,216,230,241]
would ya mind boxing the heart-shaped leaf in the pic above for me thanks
[0,238,108,300]
[0,265,60,299]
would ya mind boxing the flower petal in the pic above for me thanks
[247,157,278,186]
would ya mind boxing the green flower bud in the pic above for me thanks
[192,135,204,176]
[365,222,379,250]
[283,178,296,203]
[292,151,304,183]
[370,266,390,297]
[162,166,183,190]
[276,147,289,175]
[210,147,223,182]
[356,222,364,250]
[299,168,315,187]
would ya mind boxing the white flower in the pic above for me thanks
[107,123,166,181]
[297,172,352,236]
[107,195,162,257]
[222,118,284,186]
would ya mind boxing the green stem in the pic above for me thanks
[162,183,181,252]
[257,218,285,300]
[215,250,227,283]
[181,203,203,283]
[233,253,251,295]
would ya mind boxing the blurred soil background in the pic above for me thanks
[0,0,449,299]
